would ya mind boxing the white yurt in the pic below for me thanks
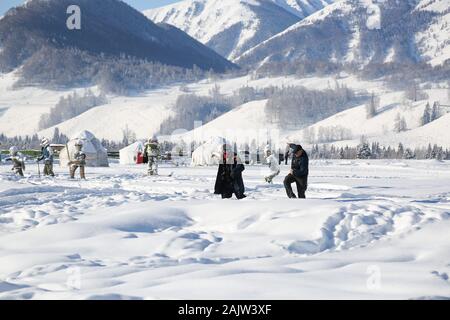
[119,141,145,165]
[60,130,109,167]
[191,137,228,166]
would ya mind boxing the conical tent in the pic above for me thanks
[191,137,228,166]
[60,130,109,167]
[119,141,145,165]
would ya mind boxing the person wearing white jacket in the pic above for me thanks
[264,145,280,184]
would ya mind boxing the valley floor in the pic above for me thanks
[0,160,449,299]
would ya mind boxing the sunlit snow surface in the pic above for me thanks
[0,160,449,299]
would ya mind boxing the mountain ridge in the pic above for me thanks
[236,0,450,69]
[0,0,236,88]
[144,0,336,60]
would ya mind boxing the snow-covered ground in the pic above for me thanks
[0,160,449,299]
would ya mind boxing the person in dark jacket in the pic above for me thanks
[284,144,309,199]
[284,144,291,165]
[214,146,246,199]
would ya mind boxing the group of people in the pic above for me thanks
[2,138,87,179]
[214,143,309,200]
[3,136,309,199]
[214,144,247,199]
[3,136,160,179]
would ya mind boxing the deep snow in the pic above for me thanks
[0,160,449,299]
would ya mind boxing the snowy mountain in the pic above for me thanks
[0,0,235,86]
[271,0,337,18]
[237,0,450,68]
[144,0,335,61]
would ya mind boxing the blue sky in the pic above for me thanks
[0,0,182,16]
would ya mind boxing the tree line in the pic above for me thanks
[14,46,209,95]
[309,142,450,161]
[265,83,358,128]
[0,128,68,150]
[39,90,107,130]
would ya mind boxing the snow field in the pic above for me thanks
[0,160,449,299]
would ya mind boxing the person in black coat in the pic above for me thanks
[284,144,309,199]
[214,147,246,200]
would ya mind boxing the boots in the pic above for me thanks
[70,165,76,179]
[44,163,55,177]
[147,158,158,176]
[14,168,24,177]
[80,166,86,179]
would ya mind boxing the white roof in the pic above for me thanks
[72,130,96,141]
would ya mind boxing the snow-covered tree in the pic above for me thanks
[394,113,407,133]
[209,84,223,105]
[122,125,137,146]
[39,90,107,130]
[397,143,405,158]
[404,81,428,102]
[357,142,372,159]
[421,102,432,126]
[265,85,356,127]
[403,148,415,159]
[51,127,68,144]
[371,142,381,159]
[430,102,441,121]
[303,127,316,144]
[366,92,379,118]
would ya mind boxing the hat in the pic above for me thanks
[293,144,303,153]
[40,138,50,147]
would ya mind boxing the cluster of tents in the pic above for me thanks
[50,132,258,168]
[119,136,230,167]
[119,136,265,167]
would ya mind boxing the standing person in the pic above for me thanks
[69,140,86,179]
[284,144,309,199]
[7,146,25,177]
[264,145,280,184]
[145,136,161,176]
[37,138,54,177]
[231,152,246,199]
[214,145,246,199]
[284,144,291,165]
[278,148,284,165]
